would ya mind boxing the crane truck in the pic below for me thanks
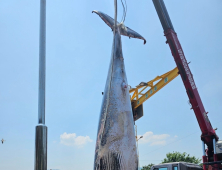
[151,162,203,170]
[151,0,222,169]
[130,1,222,169]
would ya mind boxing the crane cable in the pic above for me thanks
[114,0,117,29]
[120,0,127,23]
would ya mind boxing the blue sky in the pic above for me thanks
[0,0,222,170]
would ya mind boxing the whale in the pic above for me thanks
[93,10,146,170]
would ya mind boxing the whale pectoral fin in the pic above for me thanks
[92,10,117,31]
[92,10,146,44]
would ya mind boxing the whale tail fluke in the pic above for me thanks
[92,10,146,44]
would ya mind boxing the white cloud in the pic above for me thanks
[138,131,170,146]
[60,132,93,148]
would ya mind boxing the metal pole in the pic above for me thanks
[38,0,46,125]
[35,0,47,170]
[202,141,206,156]
[213,138,216,154]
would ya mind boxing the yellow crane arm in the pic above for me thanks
[129,67,179,121]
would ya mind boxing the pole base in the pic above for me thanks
[34,125,47,170]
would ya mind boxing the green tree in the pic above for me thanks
[141,163,154,170]
[162,151,201,164]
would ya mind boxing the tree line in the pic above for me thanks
[141,151,202,170]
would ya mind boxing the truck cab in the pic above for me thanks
[150,162,203,170]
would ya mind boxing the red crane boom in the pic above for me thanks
[152,0,221,169]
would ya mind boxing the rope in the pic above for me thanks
[115,0,127,25]
[120,0,127,23]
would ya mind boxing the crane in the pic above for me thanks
[151,0,222,169]
[130,67,179,121]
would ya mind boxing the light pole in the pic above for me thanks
[136,136,143,170]
[135,125,143,170]
[34,0,47,170]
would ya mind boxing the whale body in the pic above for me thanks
[93,11,146,170]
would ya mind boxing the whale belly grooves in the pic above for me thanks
[97,151,138,170]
